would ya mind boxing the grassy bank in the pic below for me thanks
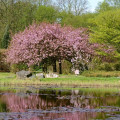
[82,71,120,77]
[0,72,120,87]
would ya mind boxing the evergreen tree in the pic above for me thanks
[1,25,10,49]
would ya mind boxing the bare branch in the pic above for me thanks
[55,0,88,15]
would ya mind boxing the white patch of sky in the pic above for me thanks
[88,0,104,12]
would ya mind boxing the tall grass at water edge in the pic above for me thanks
[0,72,120,87]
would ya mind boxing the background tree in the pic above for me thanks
[1,25,10,49]
[31,0,52,6]
[0,0,36,46]
[90,9,120,57]
[105,0,120,8]
[95,0,113,13]
[58,11,97,28]
[55,0,88,15]
[96,0,120,13]
[35,5,58,23]
[7,1,36,33]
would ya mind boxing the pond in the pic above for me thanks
[0,86,120,120]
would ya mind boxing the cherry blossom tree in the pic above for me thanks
[6,23,99,73]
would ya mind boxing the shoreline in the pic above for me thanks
[0,79,120,88]
[0,72,120,88]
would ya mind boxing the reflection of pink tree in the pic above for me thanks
[1,94,109,120]
[3,94,94,113]
[3,94,70,112]
[18,112,98,120]
[3,94,102,112]
[4,94,54,112]
[45,112,98,120]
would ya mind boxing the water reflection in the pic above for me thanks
[0,87,120,120]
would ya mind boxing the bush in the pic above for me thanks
[97,62,120,71]
[104,63,113,71]
[97,63,113,71]
[10,63,28,73]
[0,49,10,72]
[10,63,43,73]
[114,62,120,71]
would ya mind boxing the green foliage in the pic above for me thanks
[96,0,120,13]
[35,5,58,23]
[10,63,43,73]
[0,49,10,72]
[88,56,120,72]
[94,62,120,71]
[10,63,28,73]
[90,9,120,57]
[58,11,74,26]
[0,102,7,112]
[0,1,36,36]
[95,0,113,13]
[58,11,97,28]
[32,65,42,72]
[47,60,72,74]
[0,0,120,72]
[114,62,120,71]
[1,25,10,49]
[105,0,120,8]
[10,1,36,33]
[93,63,113,71]
[104,63,113,71]
[61,60,72,74]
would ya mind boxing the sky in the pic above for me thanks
[89,0,104,12]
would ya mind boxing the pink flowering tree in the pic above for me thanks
[62,27,95,71]
[6,23,100,74]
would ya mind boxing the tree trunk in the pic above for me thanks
[59,59,62,74]
[53,59,57,72]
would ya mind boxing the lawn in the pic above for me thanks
[0,72,120,87]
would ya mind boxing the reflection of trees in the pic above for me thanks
[0,95,8,112]
[44,112,97,120]
[69,90,98,109]
[1,89,120,120]
[2,90,120,113]
[0,101,7,112]
[1,93,99,120]
[3,94,71,112]
[70,90,120,108]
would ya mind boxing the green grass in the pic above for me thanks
[82,70,120,77]
[0,72,120,87]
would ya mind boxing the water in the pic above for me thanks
[0,86,120,120]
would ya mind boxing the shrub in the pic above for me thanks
[114,62,120,71]
[10,63,28,73]
[0,49,10,72]
[104,63,113,71]
[96,63,114,71]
